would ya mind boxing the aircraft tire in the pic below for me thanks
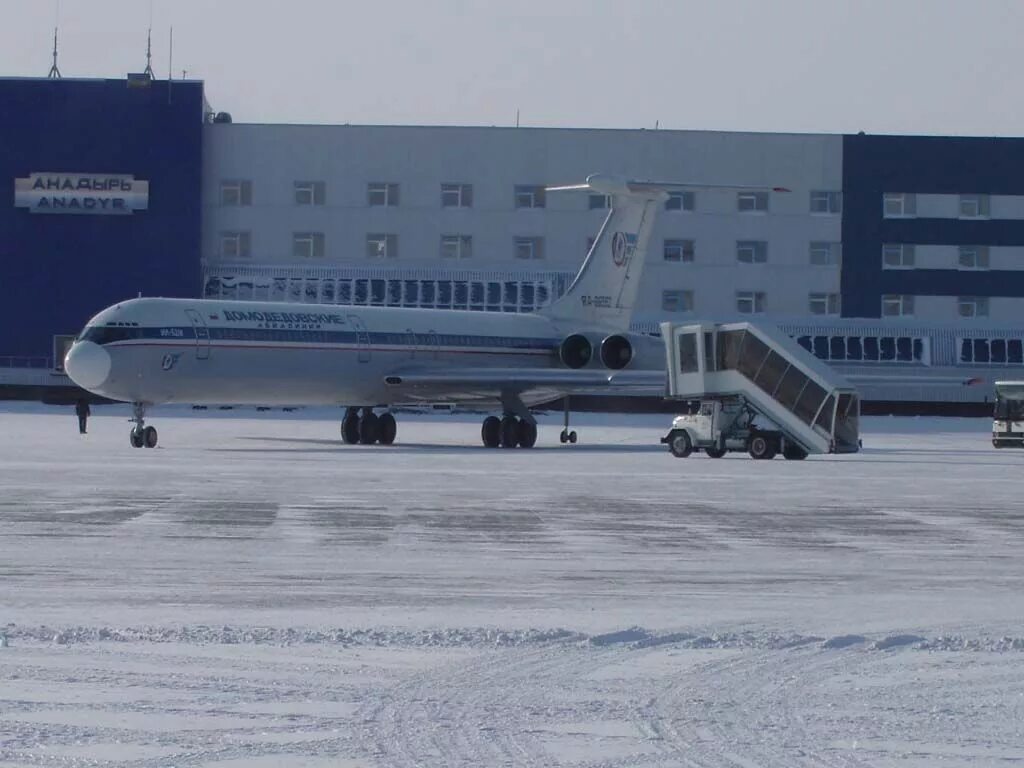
[359,412,380,444]
[341,410,360,444]
[499,416,519,448]
[518,420,537,448]
[568,430,577,444]
[143,426,158,449]
[130,429,144,449]
[378,413,397,445]
[482,416,501,448]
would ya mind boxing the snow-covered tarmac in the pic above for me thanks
[1,403,1023,767]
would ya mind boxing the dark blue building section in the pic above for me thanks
[0,77,203,359]
[842,134,1024,317]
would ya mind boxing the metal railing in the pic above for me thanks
[0,356,53,370]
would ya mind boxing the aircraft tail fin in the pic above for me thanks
[538,174,789,332]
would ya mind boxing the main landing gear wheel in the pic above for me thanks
[481,415,536,448]
[143,426,158,448]
[481,416,501,448]
[378,413,397,446]
[668,431,692,458]
[518,420,538,448]
[358,411,380,445]
[499,416,519,449]
[559,429,578,444]
[130,429,144,449]
[341,408,360,444]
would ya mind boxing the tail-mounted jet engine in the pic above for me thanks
[600,334,634,370]
[559,334,593,369]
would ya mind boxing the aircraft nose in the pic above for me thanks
[64,341,112,391]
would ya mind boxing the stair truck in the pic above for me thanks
[660,322,861,460]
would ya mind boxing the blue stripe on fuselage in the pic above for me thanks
[98,326,559,351]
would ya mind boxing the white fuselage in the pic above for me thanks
[65,297,661,408]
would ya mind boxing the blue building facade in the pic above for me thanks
[841,134,1024,318]
[0,77,204,360]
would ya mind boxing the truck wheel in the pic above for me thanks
[748,434,775,460]
[705,445,727,459]
[668,431,692,458]
[783,445,807,461]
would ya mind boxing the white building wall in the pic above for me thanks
[202,125,843,322]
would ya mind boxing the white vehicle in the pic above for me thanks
[64,175,788,449]
[992,380,1024,448]
[662,399,809,460]
[659,321,861,460]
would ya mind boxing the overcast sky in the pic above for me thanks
[2,0,1023,135]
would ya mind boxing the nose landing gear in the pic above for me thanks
[129,402,158,448]
[559,396,578,444]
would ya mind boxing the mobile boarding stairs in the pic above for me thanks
[660,322,861,459]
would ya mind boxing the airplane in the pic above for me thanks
[63,174,788,449]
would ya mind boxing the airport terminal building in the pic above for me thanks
[4,74,1024,405]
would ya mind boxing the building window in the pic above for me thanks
[441,183,473,208]
[882,243,915,268]
[809,292,840,315]
[514,236,545,260]
[958,296,990,318]
[663,239,695,262]
[959,194,990,218]
[220,180,252,206]
[959,337,1024,365]
[883,192,916,217]
[294,181,325,206]
[882,294,914,317]
[797,334,927,364]
[220,231,251,258]
[958,245,990,270]
[441,234,472,259]
[809,241,841,266]
[588,194,610,210]
[665,191,695,212]
[293,232,325,259]
[737,191,768,213]
[366,233,398,259]
[514,185,546,209]
[810,190,842,214]
[662,289,694,313]
[737,240,768,264]
[736,291,766,314]
[368,182,399,207]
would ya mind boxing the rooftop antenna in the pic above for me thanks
[48,1,61,78]
[143,0,155,79]
[167,26,173,103]
[143,27,154,78]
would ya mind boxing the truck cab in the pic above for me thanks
[661,398,807,460]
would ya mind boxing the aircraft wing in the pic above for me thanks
[383,367,666,395]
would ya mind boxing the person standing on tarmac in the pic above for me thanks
[75,398,90,435]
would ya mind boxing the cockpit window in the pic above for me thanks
[78,326,142,345]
